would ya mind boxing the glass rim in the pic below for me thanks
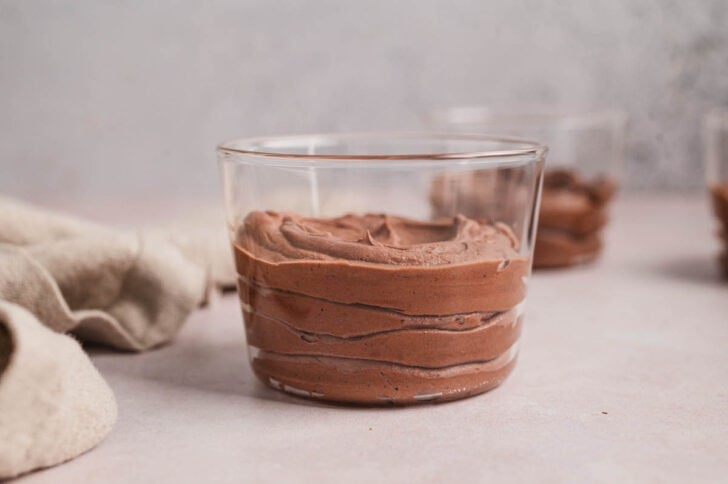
[216,132,547,163]
[429,106,626,130]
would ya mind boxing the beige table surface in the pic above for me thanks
[16,195,728,484]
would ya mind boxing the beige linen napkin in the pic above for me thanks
[0,197,235,478]
[0,302,117,479]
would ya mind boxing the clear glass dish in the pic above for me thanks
[429,108,625,269]
[218,133,546,405]
[704,110,728,275]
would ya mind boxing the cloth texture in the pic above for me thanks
[0,197,235,479]
[0,302,117,478]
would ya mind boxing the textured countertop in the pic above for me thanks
[16,195,728,484]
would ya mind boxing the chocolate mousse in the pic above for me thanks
[535,169,616,268]
[431,168,616,268]
[233,211,529,405]
[710,182,728,275]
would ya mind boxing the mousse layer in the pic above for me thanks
[533,230,602,268]
[711,182,728,275]
[244,307,522,368]
[234,212,528,315]
[234,211,528,404]
[534,169,615,267]
[251,345,518,404]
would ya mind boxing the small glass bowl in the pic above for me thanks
[704,110,728,275]
[218,133,546,405]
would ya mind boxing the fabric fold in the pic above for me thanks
[0,302,117,479]
[0,196,236,478]
[0,197,235,351]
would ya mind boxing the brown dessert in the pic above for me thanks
[710,182,728,275]
[535,169,616,268]
[233,211,529,405]
[430,168,616,268]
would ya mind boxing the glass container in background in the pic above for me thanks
[219,133,546,405]
[429,108,625,269]
[704,109,728,276]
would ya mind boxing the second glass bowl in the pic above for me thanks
[705,109,728,276]
[430,108,625,269]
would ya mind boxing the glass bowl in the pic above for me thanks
[218,132,546,405]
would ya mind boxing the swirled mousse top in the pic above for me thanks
[234,211,528,314]
[236,211,520,266]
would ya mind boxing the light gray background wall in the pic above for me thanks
[2,0,727,202]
